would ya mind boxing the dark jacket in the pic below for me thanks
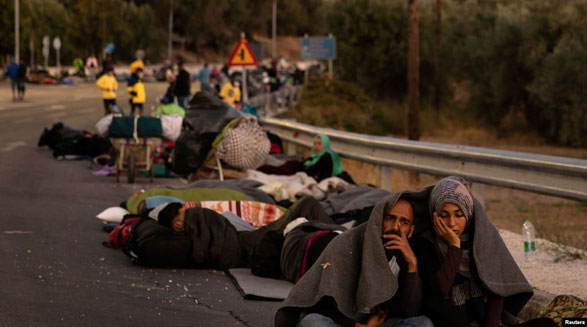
[174,69,191,96]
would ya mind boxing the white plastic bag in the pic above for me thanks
[160,115,183,141]
[95,114,121,137]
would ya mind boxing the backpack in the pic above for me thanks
[103,215,142,249]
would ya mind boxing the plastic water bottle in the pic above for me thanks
[522,218,536,263]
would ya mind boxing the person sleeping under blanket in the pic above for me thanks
[132,197,334,271]
[280,219,346,284]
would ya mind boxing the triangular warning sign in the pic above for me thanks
[228,38,258,67]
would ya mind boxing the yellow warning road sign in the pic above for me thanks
[228,37,259,67]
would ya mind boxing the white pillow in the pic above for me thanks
[96,207,129,223]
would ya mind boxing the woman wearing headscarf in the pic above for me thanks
[412,176,554,327]
[304,134,353,183]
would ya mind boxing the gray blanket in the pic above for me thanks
[280,221,346,283]
[321,185,390,215]
[188,179,276,204]
[275,186,533,326]
[275,191,410,327]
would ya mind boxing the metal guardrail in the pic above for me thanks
[260,117,587,202]
[248,86,303,116]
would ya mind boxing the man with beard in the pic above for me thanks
[276,195,433,327]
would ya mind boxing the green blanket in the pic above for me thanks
[126,187,253,214]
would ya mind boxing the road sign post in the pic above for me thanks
[227,33,259,105]
[53,37,61,77]
[42,35,49,68]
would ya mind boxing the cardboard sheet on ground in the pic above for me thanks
[227,268,294,301]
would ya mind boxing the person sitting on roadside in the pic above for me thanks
[411,176,555,327]
[303,134,354,184]
[275,194,434,327]
[96,65,118,115]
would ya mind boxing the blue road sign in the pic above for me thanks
[301,36,336,60]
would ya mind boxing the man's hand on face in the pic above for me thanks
[383,229,418,273]
[355,305,388,327]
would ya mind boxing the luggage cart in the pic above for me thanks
[110,137,162,184]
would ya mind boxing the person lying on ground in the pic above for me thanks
[154,197,332,272]
[275,194,434,327]
[411,176,555,327]
[280,218,346,283]
[157,202,246,269]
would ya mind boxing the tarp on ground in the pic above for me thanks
[172,91,241,176]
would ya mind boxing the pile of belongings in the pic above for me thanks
[38,122,111,159]
[95,105,183,142]
[172,91,242,176]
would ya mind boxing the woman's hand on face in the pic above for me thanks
[433,213,461,248]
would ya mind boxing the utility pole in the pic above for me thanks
[15,0,20,63]
[272,0,277,60]
[168,0,173,61]
[407,0,420,141]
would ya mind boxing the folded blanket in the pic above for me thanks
[126,187,253,214]
[184,201,284,227]
[247,170,351,202]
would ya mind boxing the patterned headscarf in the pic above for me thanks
[430,176,474,221]
[430,177,485,324]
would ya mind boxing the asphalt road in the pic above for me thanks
[0,81,280,327]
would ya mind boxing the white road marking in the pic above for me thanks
[47,104,66,111]
[1,141,26,153]
[4,231,33,234]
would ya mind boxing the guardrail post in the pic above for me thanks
[287,142,297,156]
[380,166,393,191]
[471,182,485,208]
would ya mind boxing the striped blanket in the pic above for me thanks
[184,201,284,228]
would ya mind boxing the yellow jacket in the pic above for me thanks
[127,81,146,104]
[130,59,144,74]
[96,74,118,99]
[220,82,241,107]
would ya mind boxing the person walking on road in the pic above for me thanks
[198,63,210,87]
[127,68,146,116]
[16,60,27,101]
[130,56,144,75]
[96,65,118,115]
[73,56,85,77]
[6,57,19,101]
[174,61,191,109]
[86,54,98,83]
